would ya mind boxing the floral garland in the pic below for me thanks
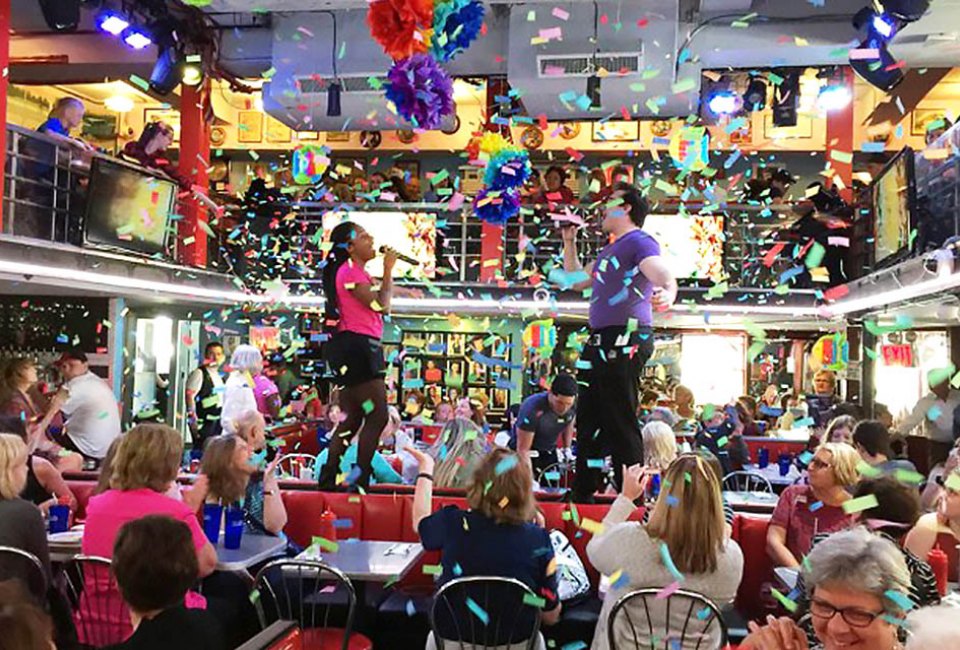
[469,131,531,225]
[367,0,484,130]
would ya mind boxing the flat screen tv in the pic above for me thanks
[84,157,177,257]
[871,147,916,268]
[321,210,437,279]
[641,214,725,280]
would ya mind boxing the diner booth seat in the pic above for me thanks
[59,481,778,648]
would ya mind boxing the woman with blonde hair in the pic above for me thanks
[641,420,677,470]
[202,434,286,535]
[428,417,490,488]
[767,442,859,568]
[586,454,744,650]
[406,446,561,647]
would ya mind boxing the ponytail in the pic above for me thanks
[322,221,357,328]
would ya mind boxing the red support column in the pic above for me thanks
[479,78,512,283]
[177,81,210,267]
[0,0,10,232]
[826,67,855,204]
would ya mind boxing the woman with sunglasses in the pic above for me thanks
[743,527,910,650]
[767,442,860,568]
[905,465,960,577]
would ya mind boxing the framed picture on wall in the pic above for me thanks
[591,120,640,143]
[237,111,263,143]
[265,116,291,143]
[912,108,949,136]
[143,107,181,142]
[295,131,319,141]
[326,131,351,143]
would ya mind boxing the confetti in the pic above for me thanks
[842,494,879,514]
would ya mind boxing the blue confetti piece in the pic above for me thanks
[586,459,605,469]
[696,606,711,620]
[453,562,463,576]
[495,455,519,475]
[666,495,679,507]
[659,542,685,582]
[884,589,915,611]
[608,287,629,305]
[333,518,353,529]
[809,501,823,512]
[405,599,417,617]
[465,597,489,625]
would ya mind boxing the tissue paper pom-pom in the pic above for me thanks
[474,188,520,225]
[484,149,532,190]
[477,131,511,157]
[367,0,433,60]
[430,0,485,63]
[385,54,455,131]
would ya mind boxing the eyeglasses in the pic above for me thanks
[809,458,831,470]
[809,598,883,628]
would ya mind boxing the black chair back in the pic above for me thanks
[0,545,46,603]
[430,576,542,649]
[251,559,357,650]
[721,471,774,493]
[62,555,130,648]
[607,588,728,650]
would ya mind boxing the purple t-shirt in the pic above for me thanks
[588,229,661,329]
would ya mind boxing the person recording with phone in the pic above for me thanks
[561,183,677,502]
[318,222,420,490]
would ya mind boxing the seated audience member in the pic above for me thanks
[905,604,960,648]
[0,358,83,471]
[538,165,576,205]
[767,442,859,567]
[0,434,51,601]
[695,404,750,473]
[672,384,696,422]
[403,390,427,421]
[853,420,917,475]
[429,418,490,489]
[587,455,743,650]
[202,435,286,535]
[645,406,679,430]
[640,421,677,471]
[743,528,911,650]
[53,348,122,462]
[736,396,761,436]
[433,400,454,425]
[0,580,55,650]
[0,416,75,514]
[823,414,857,445]
[313,413,403,486]
[921,440,960,511]
[231,408,267,452]
[105,516,225,650]
[406,446,561,643]
[81,424,217,641]
[905,466,960,565]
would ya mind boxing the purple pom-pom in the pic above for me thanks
[385,54,455,131]
[473,188,520,225]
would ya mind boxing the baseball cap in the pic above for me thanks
[550,373,579,397]
[55,348,88,365]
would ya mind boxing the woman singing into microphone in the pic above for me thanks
[319,222,405,490]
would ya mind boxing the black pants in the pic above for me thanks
[572,327,654,502]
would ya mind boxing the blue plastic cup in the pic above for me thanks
[202,503,223,545]
[758,448,770,469]
[48,504,70,533]
[223,506,245,550]
[649,474,661,499]
[778,454,792,477]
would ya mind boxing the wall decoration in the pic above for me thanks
[912,108,948,136]
[558,122,580,139]
[591,120,640,143]
[649,120,673,138]
[210,126,226,147]
[440,115,461,135]
[396,129,417,144]
[237,110,264,143]
[326,131,351,143]
[143,107,181,142]
[520,126,544,150]
[296,131,319,141]
[265,116,291,143]
[728,119,753,145]
[360,130,383,148]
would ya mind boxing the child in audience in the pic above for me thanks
[105,515,225,650]
[0,580,55,650]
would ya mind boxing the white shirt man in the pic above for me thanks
[897,386,960,444]
[56,350,121,459]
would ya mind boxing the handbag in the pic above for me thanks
[548,529,591,604]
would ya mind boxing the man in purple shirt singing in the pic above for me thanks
[561,183,677,501]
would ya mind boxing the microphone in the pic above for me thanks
[379,245,420,266]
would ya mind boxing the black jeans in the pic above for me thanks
[572,326,654,502]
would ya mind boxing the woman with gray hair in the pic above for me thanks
[743,527,911,649]
[221,345,280,431]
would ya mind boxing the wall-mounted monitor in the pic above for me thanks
[642,214,725,280]
[872,146,916,268]
[321,210,437,279]
[84,157,177,257]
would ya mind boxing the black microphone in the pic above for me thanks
[379,245,420,266]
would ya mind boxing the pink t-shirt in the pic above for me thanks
[79,489,209,643]
[770,484,854,561]
[336,260,383,339]
[253,375,280,414]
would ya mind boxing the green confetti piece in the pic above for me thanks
[422,564,443,575]
[805,242,826,269]
[893,469,924,485]
[361,399,374,414]
[945,472,960,492]
[929,364,957,388]
[523,593,546,608]
[312,536,339,552]
[857,461,882,478]
[771,588,798,613]
[128,74,150,91]
[716,436,728,448]
[842,494,879,514]
[249,588,261,604]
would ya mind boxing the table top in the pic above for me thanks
[744,464,803,486]
[297,540,423,582]
[723,490,780,510]
[216,534,287,572]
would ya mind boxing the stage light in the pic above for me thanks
[850,35,904,91]
[182,64,203,86]
[586,75,601,109]
[104,95,134,113]
[98,13,130,36]
[816,84,852,111]
[123,28,152,50]
[879,0,929,22]
[38,0,80,32]
[327,82,342,117]
[150,45,183,95]
[706,90,741,116]
[772,70,800,127]
[871,13,896,38]
[743,78,767,111]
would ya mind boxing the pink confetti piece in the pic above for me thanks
[552,7,569,20]
[655,581,681,599]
